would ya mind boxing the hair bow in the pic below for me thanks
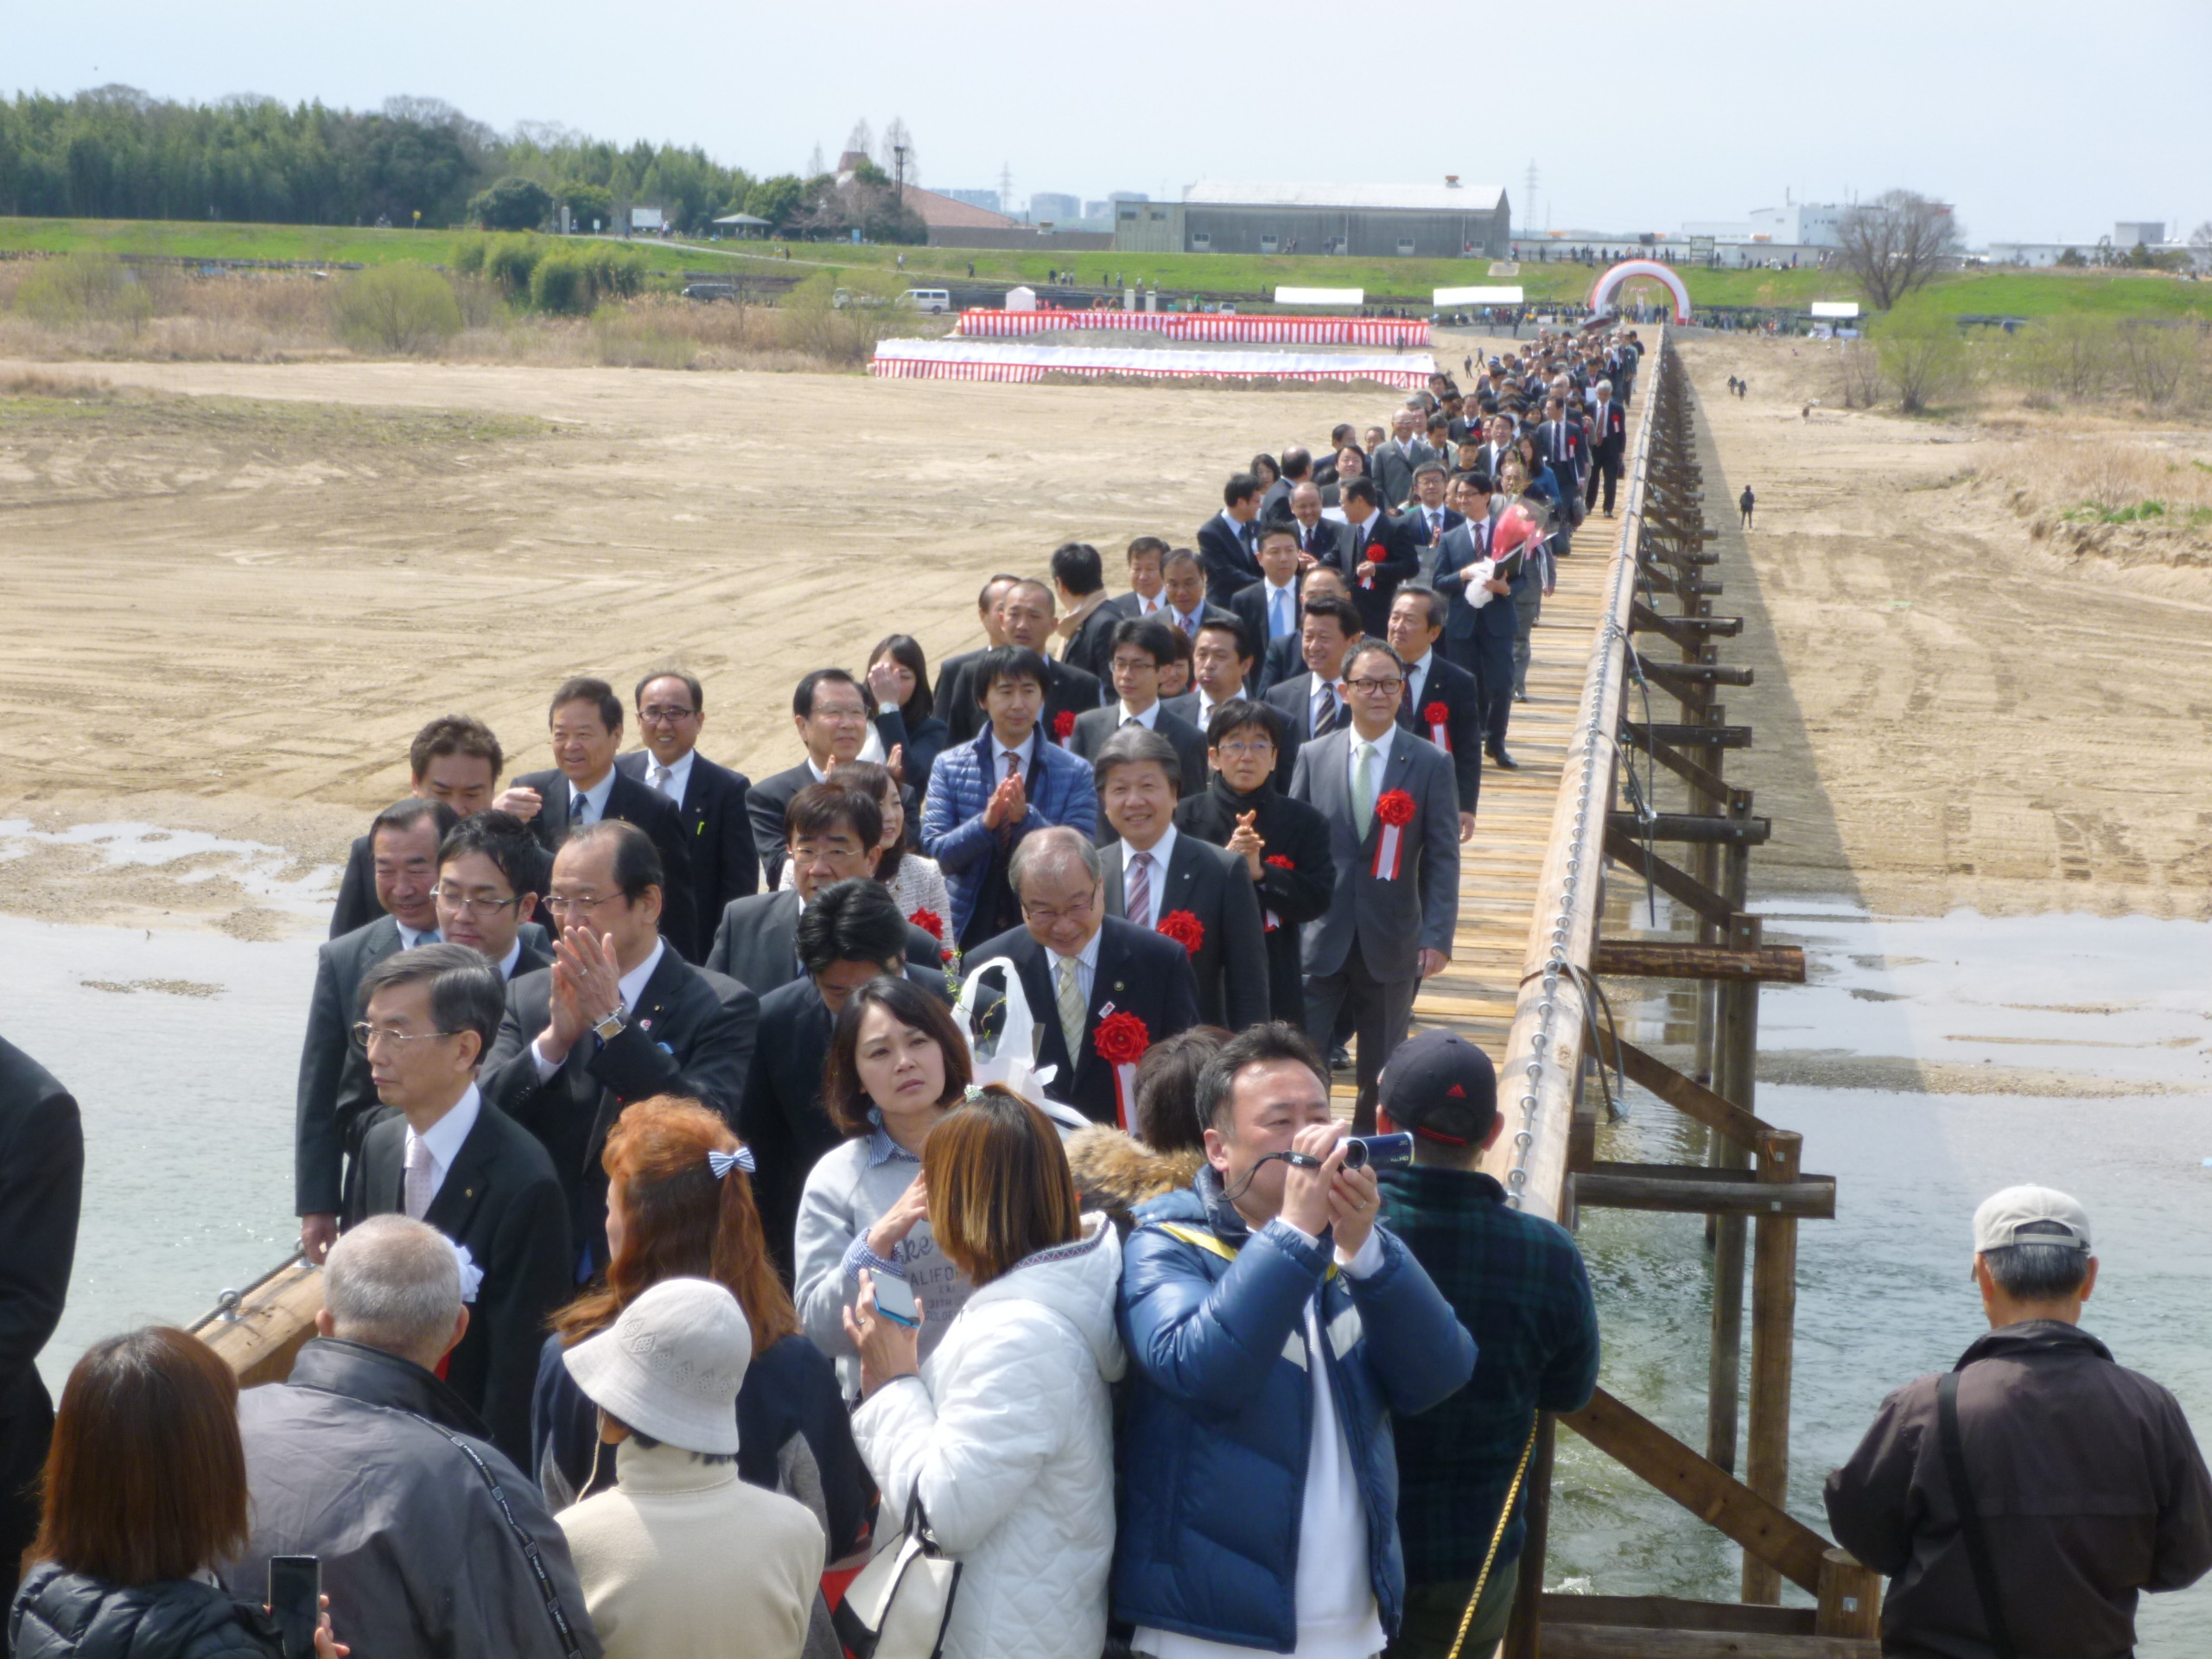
[707,1146,756,1179]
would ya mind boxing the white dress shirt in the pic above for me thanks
[645,747,696,804]
[1311,677,1342,735]
[495,938,524,981]
[1404,652,1435,715]
[395,921,440,950]
[529,938,667,1079]
[1116,700,1161,731]
[400,1083,481,1215]
[991,728,1039,783]
[1347,721,1398,801]
[569,769,618,826]
[1048,925,1103,1013]
[1261,576,1298,642]
[1115,824,1178,931]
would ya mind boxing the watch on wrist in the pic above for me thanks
[592,1005,627,1043]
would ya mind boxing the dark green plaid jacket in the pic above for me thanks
[1376,1165,1600,1584]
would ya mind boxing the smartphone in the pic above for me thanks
[266,1555,320,1659]
[872,1272,921,1329]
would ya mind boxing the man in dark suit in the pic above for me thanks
[297,797,461,1266]
[616,669,758,953]
[1535,395,1589,518]
[1587,378,1628,514]
[1263,590,1365,756]
[1068,617,1209,799]
[708,781,944,995]
[1174,700,1335,1027]
[966,827,1198,1128]
[0,1036,81,1581]
[1050,542,1122,685]
[1388,587,1485,831]
[1166,615,1263,740]
[1091,728,1268,1032]
[1369,410,1437,509]
[1158,549,1236,645]
[1335,478,1421,638]
[1197,473,1266,607]
[744,667,872,892]
[1113,537,1171,621]
[1227,524,1307,673]
[941,581,1103,747]
[353,945,570,1466]
[480,822,754,1277]
[1291,640,1461,1130]
[1284,482,1348,576]
[506,677,699,963]
[328,716,512,938]
[742,880,936,1281]
[1252,563,1350,700]
[1434,478,1521,768]
[1261,448,1312,525]
[1399,464,1466,583]
[931,573,1020,716]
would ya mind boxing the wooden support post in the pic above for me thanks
[1502,1416,1555,1659]
[1707,868,1758,1476]
[1743,1129,1802,1604]
[1815,1548,1884,1637]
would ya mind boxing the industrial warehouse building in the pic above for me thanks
[1114,180,1511,258]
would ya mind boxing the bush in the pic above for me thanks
[329,265,463,354]
[2115,323,2199,408]
[530,254,589,315]
[776,269,907,366]
[2018,315,2120,398]
[14,255,153,331]
[468,175,555,232]
[1837,340,1884,409]
[1872,311,1967,413]
[450,237,488,276]
[592,308,697,369]
[484,235,543,298]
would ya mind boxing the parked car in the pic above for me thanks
[905,289,952,315]
[683,283,740,302]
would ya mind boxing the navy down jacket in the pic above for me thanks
[1112,1168,1476,1652]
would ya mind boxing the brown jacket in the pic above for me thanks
[1824,1321,2212,1659]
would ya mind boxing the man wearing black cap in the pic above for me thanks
[1372,1029,1599,1658]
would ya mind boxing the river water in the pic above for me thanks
[15,823,2210,1646]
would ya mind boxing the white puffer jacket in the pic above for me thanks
[851,1215,1127,1659]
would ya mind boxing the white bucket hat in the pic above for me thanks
[563,1277,752,1455]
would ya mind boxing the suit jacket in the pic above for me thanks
[1265,670,1344,751]
[480,948,756,1268]
[1175,779,1336,1027]
[918,728,1099,941]
[874,706,951,799]
[744,760,817,893]
[1257,632,1306,701]
[963,918,1198,1127]
[1369,437,1437,510]
[1334,512,1421,636]
[1099,834,1269,1031]
[1158,601,1238,645]
[1401,504,1467,583]
[1287,517,1348,575]
[296,916,410,1217]
[1197,514,1264,608]
[1588,399,1627,461]
[705,887,946,1000]
[327,834,382,938]
[616,748,758,955]
[1397,654,1484,816]
[1533,416,1589,483]
[931,645,986,725]
[513,768,700,963]
[356,1096,569,1466]
[1059,599,1123,686]
[1435,516,1517,646]
[0,1038,81,1567]
[1068,704,1208,801]
[1228,578,1306,667]
[942,658,1103,747]
[1288,727,1460,982]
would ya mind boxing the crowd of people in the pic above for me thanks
[5,322,2205,1659]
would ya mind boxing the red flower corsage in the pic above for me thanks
[908,907,944,940]
[1421,701,1449,727]
[1157,909,1205,954]
[1375,788,1416,828]
[1263,854,1296,870]
[1052,709,1076,741]
[1093,1009,1150,1065]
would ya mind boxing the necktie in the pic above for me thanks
[1316,683,1344,736]
[404,1133,436,1221]
[1353,741,1377,839]
[1270,587,1289,640]
[568,790,587,826]
[1126,849,1153,930]
[651,764,675,799]
[1055,955,1086,1062]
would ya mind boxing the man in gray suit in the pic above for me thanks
[1290,639,1459,1132]
[1369,409,1438,510]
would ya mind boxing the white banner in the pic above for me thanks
[873,338,1437,388]
[1273,285,1364,306]
[955,310,1428,346]
[1433,285,1524,305]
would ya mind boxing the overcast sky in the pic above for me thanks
[10,1,2209,245]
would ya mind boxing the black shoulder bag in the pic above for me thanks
[1936,1369,2018,1659]
[418,1417,587,1659]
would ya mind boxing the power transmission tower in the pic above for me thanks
[1523,161,1539,233]
[999,162,1014,219]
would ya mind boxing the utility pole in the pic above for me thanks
[893,144,907,206]
[1524,160,1539,236]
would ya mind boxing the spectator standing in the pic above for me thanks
[845,1088,1127,1659]
[0,1037,80,1595]
[1372,1032,1599,1658]
[1739,486,1756,528]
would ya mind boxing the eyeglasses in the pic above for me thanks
[351,1022,464,1052]
[545,892,620,916]
[638,704,698,724]
[1020,890,1099,926]
[1214,740,1275,758]
[432,885,523,915]
[811,704,869,723]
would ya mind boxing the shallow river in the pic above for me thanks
[14,824,2209,1648]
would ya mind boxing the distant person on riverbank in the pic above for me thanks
[233,1216,600,1659]
[1373,1031,1599,1658]
[1825,1185,2212,1659]
[1739,486,1755,528]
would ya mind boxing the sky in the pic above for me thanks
[10,0,2210,246]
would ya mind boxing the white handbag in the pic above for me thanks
[951,956,1063,1111]
[831,1491,962,1659]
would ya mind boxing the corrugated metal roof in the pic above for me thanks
[1185,181,1508,213]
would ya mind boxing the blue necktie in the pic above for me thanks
[1270,587,1289,640]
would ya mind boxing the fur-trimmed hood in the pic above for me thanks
[1065,1125,1206,1222]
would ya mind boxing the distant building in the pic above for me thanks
[2113,220,2164,247]
[1030,192,1081,226]
[944,188,1003,214]
[903,187,1020,232]
[1116,179,1510,257]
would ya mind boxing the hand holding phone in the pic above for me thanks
[872,1271,921,1329]
[267,1556,321,1659]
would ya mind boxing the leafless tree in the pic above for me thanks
[879,118,918,186]
[1834,190,1962,311]
[844,120,874,166]
[2189,221,2212,272]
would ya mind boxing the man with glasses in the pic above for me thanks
[616,669,759,954]
[481,822,754,1278]
[1069,618,1209,800]
[746,668,874,891]
[434,810,553,983]
[505,677,700,963]
[296,796,461,1266]
[1291,640,1459,1130]
[965,826,1197,1127]
[352,944,569,1465]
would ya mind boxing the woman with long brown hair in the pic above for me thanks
[529,1096,869,1561]
[11,1328,341,1659]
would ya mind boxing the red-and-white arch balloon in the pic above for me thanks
[1588,259,1691,324]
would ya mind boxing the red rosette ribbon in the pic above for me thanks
[908,907,944,940]
[1370,788,1416,881]
[1092,1008,1151,1130]
[1421,700,1452,753]
[1260,854,1294,932]
[1157,908,1205,955]
[1052,709,1076,741]
[1263,854,1295,869]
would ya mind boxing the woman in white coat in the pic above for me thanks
[845,1085,1125,1659]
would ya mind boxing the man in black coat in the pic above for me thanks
[1157,549,1238,645]
[1226,524,1308,674]
[1050,542,1123,685]
[1175,701,1335,1027]
[1434,477,1521,764]
[1335,478,1421,638]
[1067,617,1210,801]
[480,823,754,1277]
[616,669,758,953]
[0,1036,81,1584]
[506,677,699,963]
[297,797,461,1266]
[966,827,1198,1128]
[746,667,874,891]
[1263,591,1365,755]
[327,715,511,939]
[352,946,571,1468]
[741,880,940,1281]
[941,580,1103,747]
[1090,728,1268,1032]
[1284,482,1349,576]
[1196,473,1266,607]
[1398,464,1466,582]
[1388,587,1485,829]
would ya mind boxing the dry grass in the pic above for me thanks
[1974,434,2212,574]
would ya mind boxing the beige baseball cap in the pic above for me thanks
[1972,1185,2093,1255]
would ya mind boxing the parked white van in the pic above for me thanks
[905,288,952,314]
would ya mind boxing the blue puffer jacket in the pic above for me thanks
[1113,1169,1477,1653]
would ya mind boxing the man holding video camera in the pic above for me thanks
[1114,1023,1475,1659]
